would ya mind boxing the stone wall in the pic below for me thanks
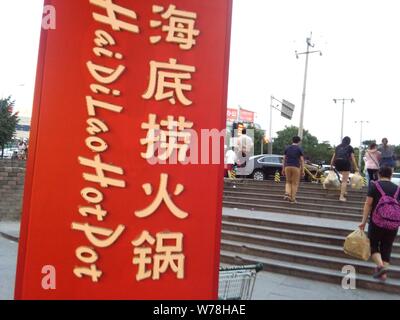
[0,160,26,221]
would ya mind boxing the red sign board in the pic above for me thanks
[239,109,255,123]
[226,108,238,122]
[15,0,232,299]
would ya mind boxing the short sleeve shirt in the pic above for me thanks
[335,144,354,160]
[284,145,304,168]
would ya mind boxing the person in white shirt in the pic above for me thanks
[225,147,237,179]
[235,128,254,168]
[365,142,381,182]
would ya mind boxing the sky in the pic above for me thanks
[0,0,399,146]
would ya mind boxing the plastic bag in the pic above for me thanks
[323,170,340,190]
[351,173,364,190]
[343,229,371,261]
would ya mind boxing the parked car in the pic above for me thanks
[1,147,18,159]
[392,172,400,186]
[238,154,283,181]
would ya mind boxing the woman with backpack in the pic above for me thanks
[330,136,359,202]
[359,166,400,281]
[365,142,381,182]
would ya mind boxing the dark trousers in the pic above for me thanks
[367,169,379,182]
[368,222,398,263]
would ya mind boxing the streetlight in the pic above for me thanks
[295,32,322,140]
[355,120,369,170]
[334,98,355,141]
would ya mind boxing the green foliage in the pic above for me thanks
[0,96,19,156]
[272,126,334,163]
[247,124,267,155]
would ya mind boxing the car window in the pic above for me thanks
[258,156,272,163]
[258,156,282,164]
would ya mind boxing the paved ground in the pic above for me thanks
[1,220,399,300]
[0,235,17,300]
[252,271,399,300]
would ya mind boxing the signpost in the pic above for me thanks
[15,0,232,300]
[281,100,295,120]
[268,96,295,154]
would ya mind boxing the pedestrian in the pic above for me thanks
[17,140,27,160]
[225,147,237,179]
[365,142,381,182]
[378,138,396,169]
[359,166,400,281]
[282,136,305,203]
[330,136,359,202]
[235,127,254,169]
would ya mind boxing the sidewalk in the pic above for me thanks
[252,271,399,300]
[0,221,20,242]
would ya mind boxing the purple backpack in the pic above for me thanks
[372,181,400,230]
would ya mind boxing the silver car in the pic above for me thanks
[392,172,400,186]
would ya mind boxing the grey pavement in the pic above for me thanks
[0,221,20,240]
[252,271,399,300]
[0,235,17,300]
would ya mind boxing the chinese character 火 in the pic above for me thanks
[135,173,188,219]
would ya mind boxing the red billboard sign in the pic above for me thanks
[239,108,255,123]
[226,108,238,122]
[15,0,232,299]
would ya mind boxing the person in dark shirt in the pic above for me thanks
[282,136,305,203]
[359,166,400,281]
[330,136,359,202]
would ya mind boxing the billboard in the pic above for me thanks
[226,108,238,122]
[15,0,232,300]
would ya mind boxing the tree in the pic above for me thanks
[246,124,267,155]
[363,140,376,148]
[0,97,19,158]
[272,126,334,163]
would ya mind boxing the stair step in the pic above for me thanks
[220,250,400,295]
[224,179,368,194]
[221,229,400,265]
[223,195,362,214]
[221,239,400,280]
[221,221,400,254]
[224,190,364,206]
[223,201,361,222]
[224,186,366,201]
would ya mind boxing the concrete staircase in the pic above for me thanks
[221,179,400,295]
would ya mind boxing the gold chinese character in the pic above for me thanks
[90,0,140,34]
[135,173,188,219]
[142,58,195,106]
[150,5,200,50]
[141,114,193,162]
[153,232,184,280]
[131,230,156,281]
[131,231,185,281]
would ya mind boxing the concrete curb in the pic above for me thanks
[0,231,19,243]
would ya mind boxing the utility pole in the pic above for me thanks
[295,33,322,140]
[334,98,355,141]
[355,120,369,170]
[237,105,241,122]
